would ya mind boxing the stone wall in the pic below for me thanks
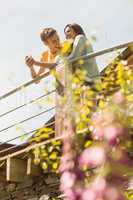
[0,173,60,200]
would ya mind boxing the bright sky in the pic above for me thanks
[0,0,133,145]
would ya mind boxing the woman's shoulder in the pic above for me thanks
[76,35,93,51]
[74,34,86,45]
[75,34,86,40]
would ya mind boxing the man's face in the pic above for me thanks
[45,33,60,53]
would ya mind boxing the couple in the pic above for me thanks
[25,23,99,87]
[25,23,99,136]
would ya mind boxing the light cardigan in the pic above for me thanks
[67,34,99,81]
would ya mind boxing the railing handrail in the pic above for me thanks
[0,133,62,161]
[0,89,55,118]
[0,71,50,101]
[0,41,132,102]
[0,106,55,134]
[70,41,133,62]
[0,121,55,152]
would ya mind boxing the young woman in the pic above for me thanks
[64,23,99,82]
[64,23,100,130]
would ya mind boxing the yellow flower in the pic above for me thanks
[61,40,72,55]
[84,140,92,148]
[98,99,105,108]
[78,59,84,65]
[34,158,40,165]
[49,152,57,160]
[41,161,48,170]
[52,162,59,170]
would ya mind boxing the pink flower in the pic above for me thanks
[103,123,125,145]
[60,172,76,191]
[104,186,125,200]
[92,177,106,197]
[93,125,104,140]
[79,146,106,168]
[81,188,96,200]
[63,139,73,152]
[92,112,115,126]
[113,91,126,105]
[59,154,75,172]
[92,114,104,125]
[63,189,77,200]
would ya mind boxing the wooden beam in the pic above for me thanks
[27,157,41,176]
[6,157,10,181]
[0,134,64,162]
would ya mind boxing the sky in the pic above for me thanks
[0,0,133,145]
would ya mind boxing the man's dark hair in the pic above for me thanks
[64,23,86,36]
[40,28,57,42]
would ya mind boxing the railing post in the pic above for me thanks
[64,60,76,137]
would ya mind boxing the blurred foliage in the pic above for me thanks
[27,49,133,199]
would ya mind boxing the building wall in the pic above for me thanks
[0,174,60,200]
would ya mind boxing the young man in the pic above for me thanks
[25,27,61,81]
[25,28,65,137]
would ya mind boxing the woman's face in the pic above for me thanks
[65,26,77,40]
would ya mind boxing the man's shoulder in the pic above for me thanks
[40,51,49,61]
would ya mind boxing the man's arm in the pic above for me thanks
[28,66,43,84]
[34,60,57,69]
[37,66,45,76]
[25,55,57,84]
[34,66,45,84]
[25,56,36,78]
[25,55,57,69]
[25,56,41,83]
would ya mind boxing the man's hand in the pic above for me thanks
[25,56,36,68]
